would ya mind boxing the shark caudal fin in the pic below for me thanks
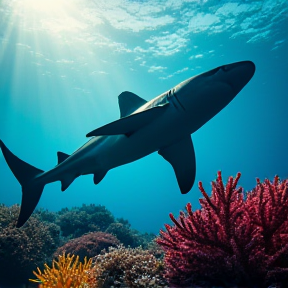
[0,140,44,228]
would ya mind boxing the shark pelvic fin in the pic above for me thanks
[118,91,147,118]
[93,171,107,185]
[158,136,196,194]
[0,140,45,228]
[57,151,70,164]
[86,104,169,137]
[60,174,76,191]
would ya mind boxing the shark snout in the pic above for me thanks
[224,61,255,93]
[242,60,256,79]
[223,61,255,73]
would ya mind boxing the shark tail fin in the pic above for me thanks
[0,140,45,228]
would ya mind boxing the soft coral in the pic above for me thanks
[156,171,288,287]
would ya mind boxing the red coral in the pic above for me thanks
[156,171,288,287]
[54,232,120,261]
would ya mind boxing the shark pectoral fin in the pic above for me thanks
[93,171,107,185]
[86,104,169,137]
[57,152,70,164]
[118,91,147,118]
[158,136,196,194]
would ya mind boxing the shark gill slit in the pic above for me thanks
[174,92,186,111]
[168,95,179,110]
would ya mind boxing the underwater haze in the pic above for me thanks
[0,0,287,234]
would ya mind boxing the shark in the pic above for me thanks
[0,60,255,228]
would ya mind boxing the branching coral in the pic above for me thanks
[54,232,120,261]
[89,245,168,288]
[156,171,288,287]
[31,252,93,288]
[0,204,60,285]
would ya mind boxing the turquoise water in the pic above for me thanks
[0,0,287,234]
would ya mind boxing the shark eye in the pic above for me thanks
[204,67,221,77]
[222,65,229,72]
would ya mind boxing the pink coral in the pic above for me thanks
[156,171,288,287]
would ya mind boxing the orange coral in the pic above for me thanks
[30,252,93,288]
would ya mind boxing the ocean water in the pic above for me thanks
[0,0,287,235]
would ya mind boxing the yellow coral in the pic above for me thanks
[30,252,93,288]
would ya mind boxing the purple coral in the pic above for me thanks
[156,171,288,287]
[54,232,120,261]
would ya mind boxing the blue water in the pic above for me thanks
[0,0,287,234]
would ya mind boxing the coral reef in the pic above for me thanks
[145,239,164,259]
[56,204,115,238]
[55,204,152,248]
[89,245,168,288]
[157,171,288,287]
[31,252,93,288]
[0,204,60,285]
[105,222,140,248]
[116,217,131,228]
[54,232,120,261]
[105,222,158,249]
[0,202,162,286]
[34,208,58,223]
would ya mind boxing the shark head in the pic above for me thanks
[173,60,256,132]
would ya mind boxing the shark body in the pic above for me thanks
[0,60,255,227]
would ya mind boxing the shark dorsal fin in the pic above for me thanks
[57,152,70,164]
[118,91,147,118]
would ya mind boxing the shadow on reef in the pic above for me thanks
[1,171,288,287]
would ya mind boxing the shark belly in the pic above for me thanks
[34,103,190,189]
[95,106,190,171]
